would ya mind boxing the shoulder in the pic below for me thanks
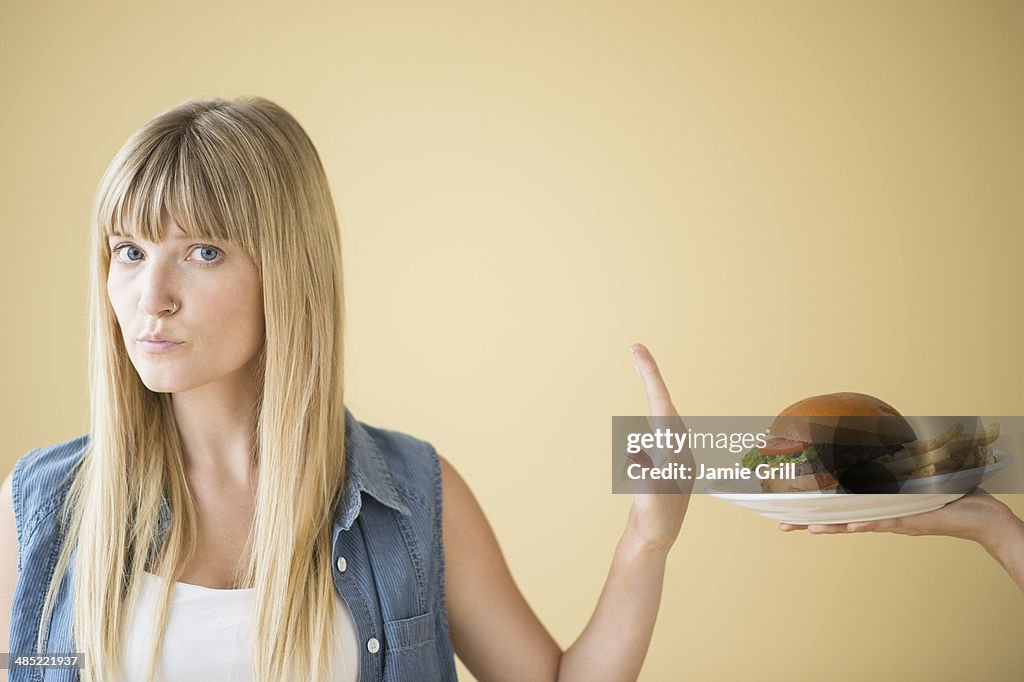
[360,420,439,462]
[10,434,89,543]
[368,424,462,513]
[436,453,474,539]
[359,420,442,502]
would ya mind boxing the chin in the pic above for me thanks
[140,379,185,394]
[136,371,199,394]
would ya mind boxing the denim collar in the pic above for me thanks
[155,406,411,543]
[335,406,412,529]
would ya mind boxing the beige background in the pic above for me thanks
[2,1,1022,680]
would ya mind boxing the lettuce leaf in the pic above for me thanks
[740,444,824,470]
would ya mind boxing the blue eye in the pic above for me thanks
[112,245,144,263]
[192,245,222,263]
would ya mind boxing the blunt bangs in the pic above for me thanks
[96,108,265,259]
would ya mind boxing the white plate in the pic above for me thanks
[706,449,1012,525]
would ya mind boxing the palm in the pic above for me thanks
[779,489,1009,548]
[625,343,692,553]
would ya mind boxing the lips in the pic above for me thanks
[137,335,181,343]
[136,339,184,353]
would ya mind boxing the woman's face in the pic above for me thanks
[106,217,265,395]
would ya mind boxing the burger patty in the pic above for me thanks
[791,444,906,476]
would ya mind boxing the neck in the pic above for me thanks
[170,368,259,490]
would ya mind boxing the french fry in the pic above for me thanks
[903,423,963,455]
[880,444,952,477]
[871,422,1000,482]
[908,463,939,478]
[968,445,997,469]
[947,422,1000,457]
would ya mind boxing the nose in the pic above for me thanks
[136,260,181,318]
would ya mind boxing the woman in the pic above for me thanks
[0,97,687,682]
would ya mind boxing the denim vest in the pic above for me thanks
[7,408,458,682]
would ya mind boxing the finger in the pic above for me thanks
[778,523,808,532]
[847,522,878,532]
[625,447,655,469]
[848,518,903,533]
[846,521,889,532]
[630,343,678,418]
[807,524,855,534]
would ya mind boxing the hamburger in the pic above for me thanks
[740,392,917,493]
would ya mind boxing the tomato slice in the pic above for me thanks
[759,437,809,456]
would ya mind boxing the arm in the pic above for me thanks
[555,342,688,681]
[439,455,562,681]
[556,514,669,682]
[983,505,1024,592]
[1,469,18,682]
[440,345,684,682]
[553,343,690,681]
[779,492,1024,592]
[440,455,672,682]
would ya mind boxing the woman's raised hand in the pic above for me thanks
[623,343,693,555]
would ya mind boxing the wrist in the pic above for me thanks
[980,501,1024,561]
[618,527,672,560]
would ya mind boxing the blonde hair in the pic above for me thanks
[39,97,348,681]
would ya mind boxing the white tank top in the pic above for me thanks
[117,570,360,681]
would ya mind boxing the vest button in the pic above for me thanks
[367,637,380,654]
[336,556,347,573]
